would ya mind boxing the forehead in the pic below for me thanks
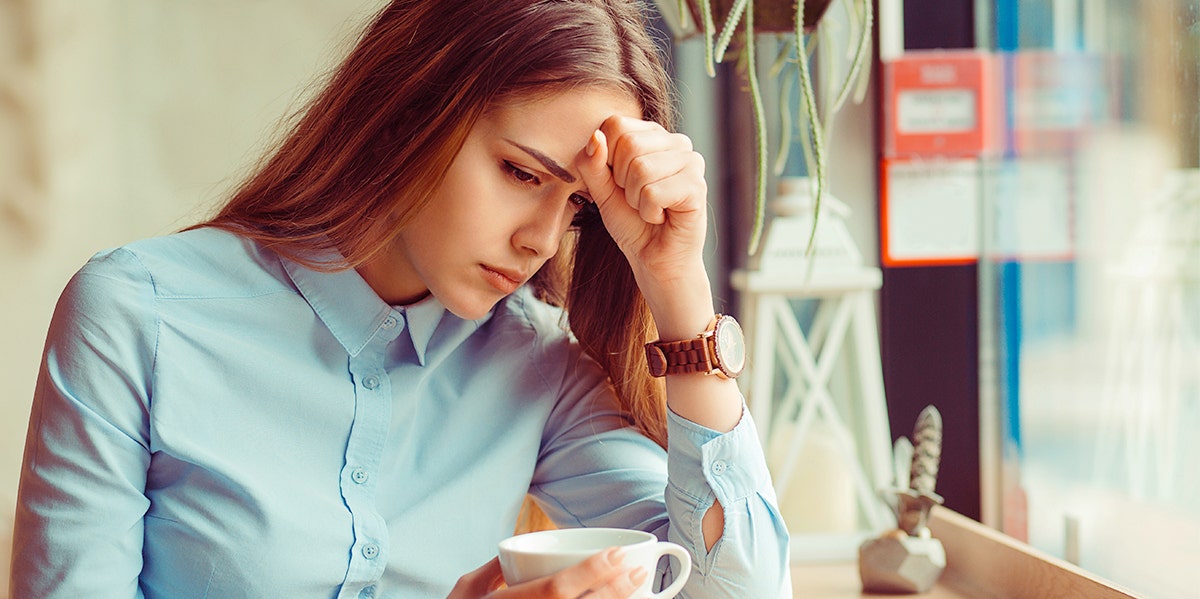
[485,87,643,133]
[465,89,642,184]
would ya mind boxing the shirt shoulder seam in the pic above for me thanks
[110,247,163,406]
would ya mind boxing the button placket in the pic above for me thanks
[340,331,394,594]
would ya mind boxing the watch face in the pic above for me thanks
[714,315,746,377]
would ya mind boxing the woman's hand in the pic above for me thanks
[447,549,648,599]
[578,117,742,435]
[575,116,708,291]
[575,115,715,342]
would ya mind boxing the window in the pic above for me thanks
[979,2,1200,597]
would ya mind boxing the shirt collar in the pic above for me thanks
[280,246,502,365]
[396,292,444,366]
[281,253,393,358]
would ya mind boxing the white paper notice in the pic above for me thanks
[897,89,977,134]
[989,158,1074,259]
[885,158,980,264]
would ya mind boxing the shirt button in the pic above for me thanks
[363,376,380,390]
[359,585,377,599]
[712,460,728,475]
[381,316,398,330]
[362,543,380,560]
[351,467,369,484]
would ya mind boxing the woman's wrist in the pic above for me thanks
[633,262,717,341]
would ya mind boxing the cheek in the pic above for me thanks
[434,170,513,229]
[419,184,486,234]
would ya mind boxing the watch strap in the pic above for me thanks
[645,315,728,378]
[644,337,713,377]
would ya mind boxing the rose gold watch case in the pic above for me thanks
[708,314,746,379]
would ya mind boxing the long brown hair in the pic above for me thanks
[200,0,675,528]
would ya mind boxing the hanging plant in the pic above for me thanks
[661,0,874,255]
[684,0,837,34]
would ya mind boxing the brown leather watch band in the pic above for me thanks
[644,337,713,377]
[645,314,744,379]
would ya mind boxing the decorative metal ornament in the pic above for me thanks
[858,405,947,594]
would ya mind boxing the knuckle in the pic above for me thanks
[640,182,666,207]
[626,132,653,154]
[601,575,638,599]
[584,550,620,575]
[541,578,571,598]
[611,113,638,127]
[617,130,656,158]
[612,136,636,164]
[627,155,654,183]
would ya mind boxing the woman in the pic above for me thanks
[11,1,791,597]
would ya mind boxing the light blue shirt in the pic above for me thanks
[12,227,790,598]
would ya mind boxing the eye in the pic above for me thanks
[570,199,600,227]
[568,193,592,210]
[503,160,539,185]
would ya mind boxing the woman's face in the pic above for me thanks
[358,88,641,318]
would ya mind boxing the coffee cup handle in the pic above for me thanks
[647,542,692,599]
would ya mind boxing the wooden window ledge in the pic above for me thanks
[790,506,1142,598]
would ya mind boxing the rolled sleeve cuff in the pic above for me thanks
[665,403,770,506]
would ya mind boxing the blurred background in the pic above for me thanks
[0,0,390,590]
[2,1,1198,598]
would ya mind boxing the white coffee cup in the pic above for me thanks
[498,527,691,598]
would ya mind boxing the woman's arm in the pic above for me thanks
[576,116,744,433]
[12,249,155,598]
[576,115,791,596]
[577,115,747,533]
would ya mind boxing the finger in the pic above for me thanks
[632,174,704,226]
[510,547,628,598]
[608,129,694,189]
[548,547,626,596]
[621,151,706,224]
[587,566,649,599]
[578,130,619,210]
[597,114,665,153]
[627,168,675,225]
[576,130,641,234]
[597,116,661,176]
[449,557,505,598]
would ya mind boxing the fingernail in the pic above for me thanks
[607,546,626,563]
[586,132,599,157]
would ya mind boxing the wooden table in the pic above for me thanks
[791,560,971,598]
[790,507,1142,598]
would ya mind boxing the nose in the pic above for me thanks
[512,207,570,258]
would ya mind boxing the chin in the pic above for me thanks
[439,294,503,321]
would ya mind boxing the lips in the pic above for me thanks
[481,264,525,294]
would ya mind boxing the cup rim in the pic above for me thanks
[498,527,657,556]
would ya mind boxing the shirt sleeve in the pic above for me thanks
[663,406,793,597]
[528,349,792,598]
[11,248,155,599]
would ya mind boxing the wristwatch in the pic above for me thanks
[644,314,746,379]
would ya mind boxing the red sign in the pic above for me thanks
[884,50,1001,158]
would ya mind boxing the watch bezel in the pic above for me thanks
[710,314,746,379]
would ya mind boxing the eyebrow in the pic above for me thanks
[506,140,576,183]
